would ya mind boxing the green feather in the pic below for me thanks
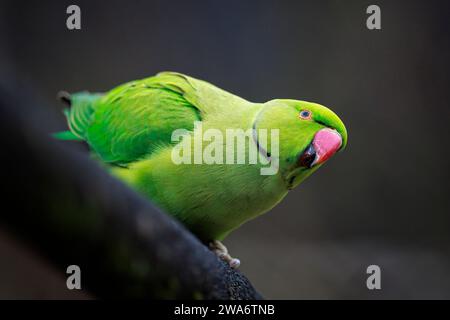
[52,130,83,141]
[62,92,102,140]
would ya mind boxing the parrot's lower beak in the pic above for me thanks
[298,128,342,168]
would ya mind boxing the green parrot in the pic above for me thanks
[55,71,347,268]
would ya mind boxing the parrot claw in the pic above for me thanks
[229,258,241,269]
[209,240,240,269]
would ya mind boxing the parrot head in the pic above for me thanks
[254,99,347,189]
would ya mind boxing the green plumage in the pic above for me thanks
[56,72,347,241]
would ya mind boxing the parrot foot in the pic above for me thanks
[209,240,240,269]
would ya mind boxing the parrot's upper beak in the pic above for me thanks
[298,128,342,168]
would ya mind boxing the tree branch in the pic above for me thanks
[0,77,262,299]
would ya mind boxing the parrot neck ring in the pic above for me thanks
[252,121,271,162]
[298,128,342,168]
[251,104,278,163]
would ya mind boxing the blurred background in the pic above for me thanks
[0,0,449,299]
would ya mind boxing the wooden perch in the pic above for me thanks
[0,77,262,299]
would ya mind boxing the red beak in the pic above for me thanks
[311,128,342,166]
[298,128,342,168]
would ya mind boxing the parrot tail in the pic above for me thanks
[52,130,83,141]
[53,90,103,141]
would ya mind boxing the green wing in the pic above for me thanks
[86,76,200,165]
[148,71,249,115]
[58,72,248,165]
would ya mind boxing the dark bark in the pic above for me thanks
[0,77,262,300]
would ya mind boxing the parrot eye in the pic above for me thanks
[299,110,312,120]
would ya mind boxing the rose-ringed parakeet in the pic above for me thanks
[55,72,347,268]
